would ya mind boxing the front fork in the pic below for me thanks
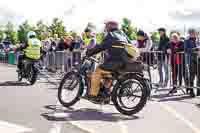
[80,75,90,96]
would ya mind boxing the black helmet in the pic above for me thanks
[158,27,166,32]
[84,28,92,33]
[137,30,145,37]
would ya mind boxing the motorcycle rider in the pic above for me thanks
[85,19,133,103]
[17,31,42,71]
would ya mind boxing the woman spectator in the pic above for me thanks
[134,30,152,52]
[64,36,73,50]
[41,37,51,69]
[63,36,74,72]
[157,28,170,87]
[167,32,184,94]
[133,30,153,65]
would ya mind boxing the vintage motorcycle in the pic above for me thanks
[58,56,150,116]
[17,54,39,85]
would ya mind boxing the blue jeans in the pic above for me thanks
[158,62,169,84]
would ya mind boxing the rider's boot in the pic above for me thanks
[99,87,111,104]
[83,94,101,104]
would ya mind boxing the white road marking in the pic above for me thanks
[159,102,200,133]
[48,122,62,133]
[102,105,128,133]
[48,101,63,133]
[0,120,33,133]
[70,121,95,133]
[117,120,128,133]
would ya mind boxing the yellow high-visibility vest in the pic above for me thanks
[24,38,42,60]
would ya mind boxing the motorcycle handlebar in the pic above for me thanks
[83,56,99,63]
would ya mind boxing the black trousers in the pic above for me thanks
[17,54,24,69]
[17,55,38,69]
[185,62,200,88]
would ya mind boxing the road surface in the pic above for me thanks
[0,64,200,133]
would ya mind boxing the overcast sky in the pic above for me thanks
[0,0,199,32]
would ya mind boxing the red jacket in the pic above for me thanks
[167,41,184,64]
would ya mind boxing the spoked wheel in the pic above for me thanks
[112,74,148,116]
[17,71,23,82]
[58,71,83,108]
[27,66,38,85]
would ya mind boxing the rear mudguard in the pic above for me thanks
[116,73,151,97]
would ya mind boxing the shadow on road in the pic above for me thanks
[196,104,200,108]
[151,93,184,99]
[0,81,30,86]
[44,105,73,110]
[41,106,139,122]
[39,80,58,86]
[158,95,192,102]
[151,92,194,103]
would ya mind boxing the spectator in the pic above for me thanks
[47,37,57,72]
[64,36,73,50]
[53,34,60,44]
[54,38,66,70]
[56,38,66,51]
[63,36,74,72]
[184,28,200,97]
[72,35,83,50]
[49,37,57,52]
[70,34,83,65]
[133,30,153,66]
[41,37,51,69]
[157,28,170,87]
[167,32,184,94]
[134,30,152,52]
[82,28,97,71]
[82,28,96,49]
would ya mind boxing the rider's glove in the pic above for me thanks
[86,50,92,57]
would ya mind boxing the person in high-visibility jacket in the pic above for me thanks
[17,31,42,70]
[82,28,96,49]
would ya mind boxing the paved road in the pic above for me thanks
[0,64,200,133]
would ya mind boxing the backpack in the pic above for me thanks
[110,30,140,59]
[112,43,140,58]
[125,43,140,58]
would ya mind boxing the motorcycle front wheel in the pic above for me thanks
[58,71,83,108]
[27,65,38,85]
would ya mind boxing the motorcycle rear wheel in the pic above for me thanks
[112,74,148,116]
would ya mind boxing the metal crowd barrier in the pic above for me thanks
[0,50,8,63]
[140,50,200,94]
[44,50,83,73]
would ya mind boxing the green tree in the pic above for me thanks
[121,18,137,40]
[0,25,4,42]
[4,22,18,44]
[49,18,66,38]
[35,20,49,40]
[18,20,35,43]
